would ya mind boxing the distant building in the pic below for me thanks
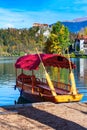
[33,23,50,38]
[75,35,87,54]
[33,23,48,27]
[43,30,50,37]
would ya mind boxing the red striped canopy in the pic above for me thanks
[15,54,76,70]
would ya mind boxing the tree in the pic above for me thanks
[79,27,87,35]
[44,21,70,54]
[47,33,61,54]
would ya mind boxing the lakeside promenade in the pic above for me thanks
[0,102,86,130]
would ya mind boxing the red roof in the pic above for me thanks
[15,54,76,70]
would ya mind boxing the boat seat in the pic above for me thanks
[17,73,32,83]
[31,75,41,86]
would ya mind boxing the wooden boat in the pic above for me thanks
[15,54,83,103]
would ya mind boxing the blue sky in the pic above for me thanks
[0,0,87,28]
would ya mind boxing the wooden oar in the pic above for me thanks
[36,48,57,96]
[67,49,77,95]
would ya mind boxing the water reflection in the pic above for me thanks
[15,96,32,104]
[72,58,87,84]
[0,57,20,106]
[72,58,87,102]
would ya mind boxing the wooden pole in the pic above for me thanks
[15,68,17,78]
[58,68,60,87]
[67,48,77,95]
[36,48,57,96]
[31,70,35,93]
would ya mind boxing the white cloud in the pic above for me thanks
[0,5,87,29]
[0,8,63,28]
[3,23,14,28]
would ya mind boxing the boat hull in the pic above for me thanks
[41,94,83,103]
[18,87,43,103]
[17,86,83,103]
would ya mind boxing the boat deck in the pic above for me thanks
[37,84,69,95]
[17,74,71,96]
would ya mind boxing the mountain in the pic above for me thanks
[50,17,87,33]
[72,17,87,22]
[62,20,87,33]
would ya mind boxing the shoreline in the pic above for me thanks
[0,102,87,130]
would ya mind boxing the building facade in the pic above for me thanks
[75,35,87,54]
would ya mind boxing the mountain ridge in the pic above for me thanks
[63,17,87,22]
[62,20,87,33]
[51,17,87,33]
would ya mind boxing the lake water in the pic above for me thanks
[0,57,87,106]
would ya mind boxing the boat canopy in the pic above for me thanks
[15,54,76,70]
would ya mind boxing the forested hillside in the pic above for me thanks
[0,27,45,56]
[0,21,77,56]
